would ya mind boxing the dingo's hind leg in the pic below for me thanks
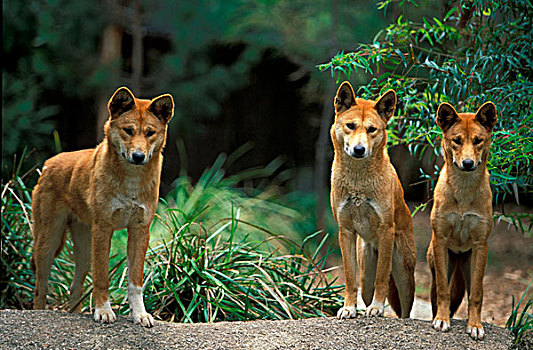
[32,205,69,310]
[390,247,415,318]
[68,219,92,313]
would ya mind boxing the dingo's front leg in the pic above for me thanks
[431,233,450,332]
[92,222,116,324]
[337,227,358,319]
[467,241,488,340]
[127,224,154,327]
[68,220,92,313]
[366,227,394,317]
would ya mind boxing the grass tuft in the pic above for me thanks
[506,281,533,343]
[141,203,342,322]
[1,159,35,309]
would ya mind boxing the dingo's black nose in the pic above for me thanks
[132,151,145,164]
[353,145,366,158]
[462,159,474,170]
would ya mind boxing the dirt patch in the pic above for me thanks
[0,309,514,349]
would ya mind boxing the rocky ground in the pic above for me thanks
[0,309,516,350]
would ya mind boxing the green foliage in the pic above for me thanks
[319,0,533,234]
[151,2,261,121]
[159,149,298,238]
[506,282,533,343]
[2,0,107,174]
[0,167,34,309]
[0,154,343,321]
[1,76,57,164]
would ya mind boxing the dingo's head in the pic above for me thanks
[105,87,174,165]
[437,102,497,172]
[332,81,396,160]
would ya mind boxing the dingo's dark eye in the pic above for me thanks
[473,137,483,145]
[452,137,462,145]
[368,126,377,133]
[146,130,155,137]
[123,128,134,136]
[346,123,355,130]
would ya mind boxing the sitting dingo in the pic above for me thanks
[32,87,174,327]
[330,81,416,319]
[428,101,497,340]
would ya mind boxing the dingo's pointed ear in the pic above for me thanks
[149,94,174,124]
[436,102,459,132]
[334,82,356,114]
[375,90,396,122]
[475,102,497,131]
[109,87,136,119]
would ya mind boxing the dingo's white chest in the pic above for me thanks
[337,194,383,242]
[110,193,147,229]
[444,211,489,253]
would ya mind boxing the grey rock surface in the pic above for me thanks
[0,309,513,349]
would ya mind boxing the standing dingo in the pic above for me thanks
[330,82,416,319]
[428,101,497,340]
[32,87,174,327]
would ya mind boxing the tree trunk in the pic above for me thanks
[96,0,144,141]
[314,0,339,229]
[131,0,143,95]
[97,24,123,141]
[314,81,336,229]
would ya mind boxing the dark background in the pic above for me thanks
[2,0,439,208]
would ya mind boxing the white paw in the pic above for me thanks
[467,324,485,340]
[94,303,116,324]
[337,305,358,319]
[132,311,154,327]
[432,318,450,332]
[365,301,384,317]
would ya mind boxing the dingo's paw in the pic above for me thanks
[94,304,116,324]
[337,305,357,319]
[365,301,384,317]
[133,311,154,327]
[432,317,450,332]
[467,323,484,340]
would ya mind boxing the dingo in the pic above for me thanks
[428,101,497,340]
[32,87,174,327]
[330,82,416,319]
